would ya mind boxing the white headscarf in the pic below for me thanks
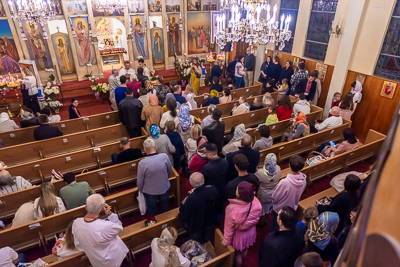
[351,80,363,104]
[0,112,9,123]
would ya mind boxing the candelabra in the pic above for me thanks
[214,2,292,51]
[8,0,57,24]
[95,0,127,13]
[329,20,342,38]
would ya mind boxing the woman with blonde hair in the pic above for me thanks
[190,58,202,95]
[52,221,79,259]
[185,124,202,163]
[183,84,195,98]
[150,227,190,267]
[262,92,275,108]
[33,182,66,220]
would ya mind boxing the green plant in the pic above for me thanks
[84,71,92,79]
[48,74,55,82]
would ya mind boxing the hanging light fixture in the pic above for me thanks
[94,0,127,14]
[8,0,57,25]
[214,1,292,51]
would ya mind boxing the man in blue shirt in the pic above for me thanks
[173,85,186,105]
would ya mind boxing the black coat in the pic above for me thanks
[269,63,282,81]
[226,147,260,181]
[295,79,317,102]
[244,54,255,71]
[178,184,219,235]
[118,96,144,129]
[259,229,304,267]
[278,66,294,83]
[34,124,63,140]
[202,157,229,197]
[225,173,260,199]
[227,60,238,76]
[210,65,223,83]
[116,148,143,164]
[202,120,225,154]
[69,105,81,119]
[20,118,39,128]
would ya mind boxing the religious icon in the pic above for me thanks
[67,1,87,15]
[0,2,6,17]
[148,0,162,12]
[0,21,20,74]
[71,17,97,66]
[187,0,201,11]
[187,13,214,54]
[293,57,300,66]
[52,35,75,75]
[132,15,149,59]
[380,81,397,99]
[91,0,125,16]
[315,63,328,82]
[151,28,164,64]
[24,22,52,70]
[128,0,145,12]
[203,0,217,11]
[166,0,180,12]
[356,73,366,85]
[168,14,181,56]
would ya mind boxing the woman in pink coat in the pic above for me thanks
[222,181,262,267]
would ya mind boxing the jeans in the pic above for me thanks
[143,190,170,216]
[235,77,245,88]
[290,90,296,96]
[16,253,25,266]
[111,153,118,164]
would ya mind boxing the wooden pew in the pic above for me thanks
[0,124,140,166]
[0,174,180,252]
[41,209,234,267]
[4,135,148,184]
[0,158,180,220]
[246,105,324,141]
[221,108,269,134]
[0,111,119,147]
[297,187,339,219]
[255,118,351,164]
[277,129,386,183]
[193,81,262,107]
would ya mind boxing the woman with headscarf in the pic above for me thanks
[160,98,179,129]
[203,90,219,107]
[163,93,181,112]
[281,112,310,142]
[150,227,190,267]
[141,94,164,133]
[188,135,208,173]
[185,94,197,110]
[351,80,362,112]
[258,56,272,89]
[222,123,246,156]
[147,124,176,166]
[304,212,340,266]
[0,112,19,132]
[222,181,262,267]
[174,104,195,145]
[255,153,281,224]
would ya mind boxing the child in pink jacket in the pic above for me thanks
[222,181,262,267]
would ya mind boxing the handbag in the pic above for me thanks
[305,151,326,167]
[137,191,147,215]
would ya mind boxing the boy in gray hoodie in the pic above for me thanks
[292,93,311,116]
[253,125,273,151]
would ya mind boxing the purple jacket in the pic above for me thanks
[272,172,307,213]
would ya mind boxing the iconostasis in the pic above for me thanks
[0,0,221,84]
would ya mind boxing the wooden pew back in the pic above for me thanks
[0,111,119,147]
[222,108,269,134]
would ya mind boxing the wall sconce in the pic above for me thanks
[329,20,342,38]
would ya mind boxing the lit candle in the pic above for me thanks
[220,0,223,7]
[273,4,277,20]
[8,1,13,11]
[280,14,284,30]
[266,4,270,20]
[338,20,342,29]
[222,13,226,30]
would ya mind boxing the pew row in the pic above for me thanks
[0,157,179,220]
[0,125,147,167]
[0,174,180,252]
[40,209,234,267]
[0,111,120,147]
[193,81,263,107]
[246,105,324,141]
[277,129,386,183]
[4,135,148,184]
[297,187,339,219]
[254,118,351,164]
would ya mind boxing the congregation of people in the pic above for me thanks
[0,51,369,267]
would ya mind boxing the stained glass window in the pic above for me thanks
[303,0,338,61]
[278,0,300,54]
[374,1,400,81]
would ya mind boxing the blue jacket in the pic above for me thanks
[166,131,185,162]
[174,93,186,105]
[203,97,219,107]
[115,86,128,106]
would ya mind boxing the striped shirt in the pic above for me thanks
[0,176,33,195]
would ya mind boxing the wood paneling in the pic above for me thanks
[342,70,400,140]
[264,51,334,110]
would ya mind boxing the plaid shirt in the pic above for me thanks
[290,70,309,91]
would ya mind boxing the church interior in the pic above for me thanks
[0,0,399,266]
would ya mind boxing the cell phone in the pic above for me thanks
[329,140,337,148]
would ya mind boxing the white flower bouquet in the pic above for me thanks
[48,100,63,113]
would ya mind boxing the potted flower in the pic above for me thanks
[91,83,109,99]
[44,82,60,101]
[48,100,63,113]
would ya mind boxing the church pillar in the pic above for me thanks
[254,44,267,83]
[323,0,367,118]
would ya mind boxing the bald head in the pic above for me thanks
[241,134,252,148]
[331,106,340,116]
[189,172,204,188]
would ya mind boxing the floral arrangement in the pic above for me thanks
[150,70,156,81]
[48,100,63,113]
[178,58,191,82]
[92,83,109,94]
[44,82,60,101]
[216,53,225,61]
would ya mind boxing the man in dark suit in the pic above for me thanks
[34,114,63,140]
[202,108,225,154]
[118,87,144,138]
[244,47,255,87]
[294,75,317,102]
